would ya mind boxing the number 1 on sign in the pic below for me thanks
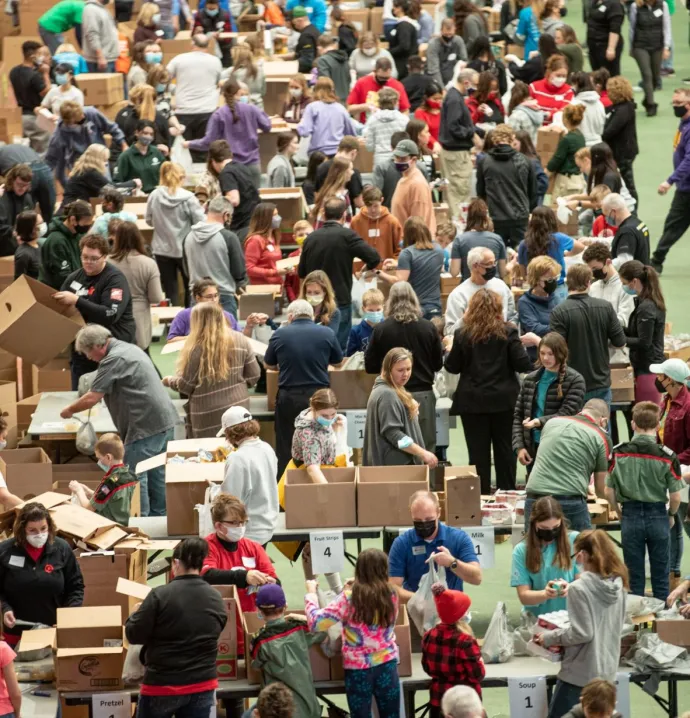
[507,676,548,718]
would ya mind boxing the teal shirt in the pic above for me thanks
[39,1,85,33]
[533,370,558,444]
[511,530,580,616]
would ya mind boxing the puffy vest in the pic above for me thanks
[633,1,664,51]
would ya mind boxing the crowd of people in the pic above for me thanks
[2,0,690,716]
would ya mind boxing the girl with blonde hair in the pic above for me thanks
[299,270,340,335]
[163,302,260,437]
[310,157,354,227]
[228,44,266,109]
[134,2,162,43]
[114,83,171,158]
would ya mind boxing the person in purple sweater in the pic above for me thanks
[184,77,271,187]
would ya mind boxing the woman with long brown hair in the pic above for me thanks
[162,302,260,437]
[298,270,341,337]
[619,260,666,403]
[245,202,286,287]
[454,0,488,48]
[444,288,532,492]
[534,529,628,718]
[228,44,266,109]
[310,156,354,227]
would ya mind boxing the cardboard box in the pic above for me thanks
[444,466,481,527]
[328,368,376,410]
[258,188,308,230]
[536,127,561,167]
[588,498,610,525]
[440,273,460,294]
[215,585,241,679]
[17,392,41,431]
[50,503,129,549]
[239,291,277,320]
[357,466,429,526]
[656,619,690,647]
[370,6,383,36]
[0,276,84,366]
[0,350,17,386]
[0,379,16,426]
[0,107,22,144]
[52,461,104,487]
[284,467,356,528]
[56,606,123,649]
[611,366,635,403]
[30,359,71,393]
[77,74,124,106]
[553,204,578,236]
[0,447,52,500]
[56,647,125,692]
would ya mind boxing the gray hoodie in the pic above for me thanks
[145,187,206,258]
[507,103,545,145]
[542,17,565,36]
[572,90,606,147]
[542,572,626,687]
[82,0,119,63]
[316,50,350,103]
[183,220,247,295]
[363,109,410,169]
[363,376,425,466]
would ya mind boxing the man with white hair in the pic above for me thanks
[60,324,179,517]
[264,299,344,475]
[445,247,517,336]
[601,193,650,267]
[441,685,484,718]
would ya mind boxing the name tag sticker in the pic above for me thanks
[599,4,607,11]
[390,29,397,36]
[412,545,426,556]
[9,555,24,568]
[267,244,275,252]
[306,6,313,11]
[653,8,663,15]
[448,53,457,61]
[368,229,380,237]
[242,556,256,569]
[70,281,82,291]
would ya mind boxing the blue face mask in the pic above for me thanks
[56,73,69,86]
[206,7,219,15]
[316,415,336,428]
[363,310,384,324]
[145,52,163,64]
[238,95,249,104]
[156,83,167,94]
[606,212,619,227]
[97,460,109,472]
[622,284,637,296]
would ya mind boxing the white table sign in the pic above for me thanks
[92,692,131,718]
[346,410,367,449]
[435,407,450,446]
[512,526,527,547]
[508,676,548,718]
[615,672,631,718]
[462,526,495,568]
[310,531,345,574]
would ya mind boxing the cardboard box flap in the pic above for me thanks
[85,526,129,550]
[18,627,56,653]
[57,605,122,629]
[165,463,225,484]
[19,491,71,510]
[57,646,123,658]
[136,453,166,473]
[245,284,281,296]
[50,503,119,540]
[116,577,151,601]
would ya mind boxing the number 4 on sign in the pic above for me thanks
[309,531,345,574]
[508,677,548,718]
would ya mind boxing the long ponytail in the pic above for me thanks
[222,78,240,123]
[130,84,156,122]
[619,260,666,312]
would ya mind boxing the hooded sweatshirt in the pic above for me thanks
[316,49,350,103]
[183,220,248,296]
[39,217,82,289]
[362,109,410,168]
[476,145,537,222]
[572,90,606,147]
[350,206,402,261]
[507,102,544,145]
[81,0,119,63]
[145,187,206,258]
[541,572,626,687]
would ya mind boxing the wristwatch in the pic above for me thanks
[450,559,458,571]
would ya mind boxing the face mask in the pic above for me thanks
[145,53,163,64]
[0,441,6,451]
[592,267,607,281]
[56,73,69,86]
[272,214,282,229]
[442,35,454,43]
[394,161,410,173]
[101,0,110,5]
[622,284,637,296]
[289,88,302,98]
[37,222,47,237]
[97,460,110,472]
[223,525,245,542]
[363,47,377,57]
[482,265,497,281]
[295,234,307,246]
[550,76,567,88]
[152,12,161,23]
[32,57,42,68]
[535,525,562,542]
[316,415,336,428]
[413,519,437,539]
[156,83,167,94]
[427,99,442,109]
[673,105,688,118]
[466,86,476,96]
[27,532,49,549]
[606,212,618,227]
[137,135,153,146]
[363,310,384,324]
[375,75,388,85]
[543,277,558,295]
[239,95,249,104]
[65,125,82,133]
[655,378,669,394]
[206,8,219,15]
[306,294,324,306]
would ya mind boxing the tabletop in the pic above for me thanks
[28,392,117,437]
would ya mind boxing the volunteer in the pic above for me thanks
[534,530,627,718]
[511,497,580,617]
[298,270,341,338]
[125,538,227,718]
[167,278,241,342]
[0,502,84,648]
[219,407,278,546]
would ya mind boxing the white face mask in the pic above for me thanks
[550,76,567,88]
[289,88,302,98]
[306,294,324,306]
[37,222,47,237]
[223,525,245,542]
[27,532,49,549]
[363,47,377,57]
[0,441,6,451]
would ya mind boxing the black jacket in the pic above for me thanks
[477,145,537,222]
[587,0,624,46]
[338,24,358,56]
[549,293,626,392]
[364,317,444,393]
[0,537,84,642]
[439,87,475,152]
[625,297,665,375]
[402,73,437,113]
[125,574,227,686]
[0,190,34,256]
[602,101,639,163]
[467,58,508,97]
[512,366,587,453]
[60,168,135,209]
[612,214,650,265]
[298,221,380,306]
[296,23,321,74]
[632,0,664,51]
[389,19,418,80]
[508,55,545,84]
[444,323,533,415]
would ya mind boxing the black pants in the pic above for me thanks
[588,40,622,76]
[30,161,56,223]
[114,0,133,21]
[176,112,213,163]
[493,218,528,250]
[155,255,188,307]
[653,189,690,265]
[410,389,436,454]
[618,158,639,209]
[275,384,322,477]
[460,410,516,493]
[632,47,662,110]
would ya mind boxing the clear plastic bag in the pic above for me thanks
[75,410,97,455]
[171,136,193,174]
[122,643,145,684]
[513,611,537,657]
[195,482,222,537]
[407,560,447,635]
[481,602,514,664]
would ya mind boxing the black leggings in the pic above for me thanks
[155,255,188,307]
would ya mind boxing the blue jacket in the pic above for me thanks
[669,116,690,193]
[532,158,548,204]
[286,0,327,32]
[518,290,558,360]
[45,107,126,186]
[346,319,374,357]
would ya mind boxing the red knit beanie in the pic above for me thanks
[432,582,471,624]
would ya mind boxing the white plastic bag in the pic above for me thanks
[171,136,193,174]
[333,414,352,465]
[407,560,447,635]
[481,602,514,664]
[195,482,222,537]
[555,196,572,225]
[75,410,97,455]
[122,644,146,684]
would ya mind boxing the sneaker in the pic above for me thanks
[660,67,675,77]
[684,77,690,85]
[633,84,644,93]
[650,257,664,274]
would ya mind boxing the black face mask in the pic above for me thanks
[673,105,688,118]
[592,267,607,281]
[482,265,497,281]
[375,75,388,86]
[543,278,558,295]
[535,525,562,542]
[655,378,669,394]
[413,519,437,539]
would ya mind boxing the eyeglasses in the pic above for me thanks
[81,254,104,263]
[220,520,246,528]
[201,293,220,301]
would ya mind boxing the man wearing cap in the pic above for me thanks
[653,358,690,587]
[286,0,327,33]
[390,138,437,234]
[291,6,321,74]
[347,57,411,124]
[219,406,278,546]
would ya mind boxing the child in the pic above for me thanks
[435,223,456,273]
[513,130,548,206]
[422,584,484,718]
[250,585,324,718]
[13,211,40,280]
[0,615,21,718]
[590,185,615,237]
[69,433,139,524]
[305,548,399,718]
[350,185,402,261]
[254,682,296,718]
[547,104,587,202]
[563,678,621,718]
[346,288,385,356]
[591,68,612,110]
[285,220,314,302]
[0,418,22,509]
[605,401,682,601]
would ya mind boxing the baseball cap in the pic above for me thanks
[649,358,690,384]
[393,139,419,159]
[292,6,308,18]
[255,584,287,610]
[216,406,253,436]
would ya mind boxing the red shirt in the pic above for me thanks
[600,90,613,109]
[592,215,616,237]
[244,234,283,286]
[201,533,277,653]
[660,386,690,464]
[465,93,504,125]
[347,76,410,123]
[414,107,441,143]
[529,79,574,121]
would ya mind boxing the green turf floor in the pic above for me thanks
[148,3,690,711]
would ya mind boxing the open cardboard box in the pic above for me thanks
[444,466,481,527]
[56,605,123,649]
[588,498,610,525]
[216,585,242,680]
[29,359,72,394]
[50,503,129,549]
[56,646,125,691]
[329,368,376,410]
[655,618,690,647]
[284,467,356,529]
[0,447,53,501]
[77,74,124,105]
[357,466,429,526]
[257,189,307,231]
[239,288,278,320]
[17,392,42,431]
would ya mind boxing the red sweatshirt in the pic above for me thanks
[245,234,283,286]
[529,79,574,122]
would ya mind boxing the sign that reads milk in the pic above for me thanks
[92,692,131,718]
[507,676,548,718]
[310,531,345,574]
[462,526,495,568]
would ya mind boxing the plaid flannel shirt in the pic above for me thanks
[421,623,485,707]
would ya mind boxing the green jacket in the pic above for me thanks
[89,465,139,525]
[116,145,165,194]
[39,0,85,33]
[607,434,683,504]
[38,218,81,290]
[547,129,586,176]
[250,617,326,718]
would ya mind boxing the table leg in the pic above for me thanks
[668,677,678,718]
[403,687,416,717]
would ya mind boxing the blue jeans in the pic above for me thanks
[137,690,215,718]
[86,61,116,72]
[39,26,64,54]
[670,501,690,573]
[621,501,670,600]
[337,303,352,352]
[524,496,591,532]
[126,428,174,517]
[220,292,238,319]
[583,387,612,406]
[344,661,400,718]
[548,680,582,718]
[30,160,56,223]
